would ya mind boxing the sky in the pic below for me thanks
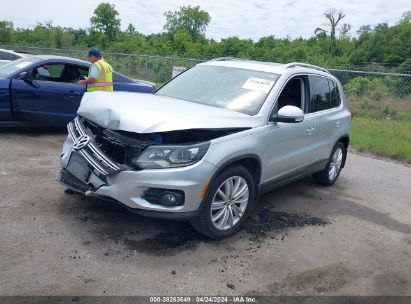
[0,0,409,41]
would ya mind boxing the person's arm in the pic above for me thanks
[78,64,99,84]
[78,77,97,85]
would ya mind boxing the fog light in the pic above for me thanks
[160,193,178,205]
[143,188,185,206]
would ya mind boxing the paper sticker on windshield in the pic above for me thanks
[15,62,32,69]
[242,77,275,93]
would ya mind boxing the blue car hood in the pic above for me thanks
[0,78,10,89]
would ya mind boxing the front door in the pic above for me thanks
[260,76,317,185]
[10,63,86,126]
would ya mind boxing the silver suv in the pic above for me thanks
[59,59,351,238]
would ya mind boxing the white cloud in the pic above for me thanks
[0,0,408,40]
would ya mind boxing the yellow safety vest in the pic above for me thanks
[87,59,113,92]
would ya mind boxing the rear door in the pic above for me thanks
[307,75,343,160]
[10,62,86,125]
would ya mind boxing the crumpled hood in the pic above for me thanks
[77,92,263,133]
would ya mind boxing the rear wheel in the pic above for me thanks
[313,142,346,186]
[191,165,254,239]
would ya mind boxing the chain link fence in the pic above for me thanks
[2,45,410,100]
[328,69,411,123]
[329,69,411,101]
[2,45,409,161]
[0,45,201,85]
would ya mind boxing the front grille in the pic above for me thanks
[82,119,152,167]
[68,117,124,176]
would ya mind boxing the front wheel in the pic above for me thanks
[313,142,346,186]
[191,165,255,239]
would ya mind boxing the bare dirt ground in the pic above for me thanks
[0,129,410,296]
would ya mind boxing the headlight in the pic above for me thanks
[133,142,210,169]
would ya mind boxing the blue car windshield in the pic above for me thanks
[0,57,41,78]
[156,65,280,116]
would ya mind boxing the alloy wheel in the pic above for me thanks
[210,176,249,231]
[328,147,343,181]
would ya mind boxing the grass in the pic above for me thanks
[351,118,411,163]
[348,96,411,121]
[348,96,411,163]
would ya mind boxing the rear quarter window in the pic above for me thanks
[329,79,341,108]
[113,72,129,83]
[0,51,19,61]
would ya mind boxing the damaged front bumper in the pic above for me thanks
[59,117,216,219]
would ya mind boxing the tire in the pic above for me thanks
[190,165,255,239]
[313,142,346,186]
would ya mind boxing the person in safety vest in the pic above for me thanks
[78,48,113,92]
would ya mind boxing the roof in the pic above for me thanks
[0,48,29,56]
[200,58,329,75]
[31,54,90,65]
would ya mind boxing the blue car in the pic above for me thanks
[0,55,156,126]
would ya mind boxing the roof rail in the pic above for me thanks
[210,57,251,62]
[284,62,329,73]
[210,57,236,61]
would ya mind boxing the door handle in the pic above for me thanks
[67,91,81,97]
[306,127,315,135]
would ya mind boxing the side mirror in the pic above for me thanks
[18,71,30,81]
[271,105,304,123]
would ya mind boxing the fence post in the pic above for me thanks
[144,55,148,80]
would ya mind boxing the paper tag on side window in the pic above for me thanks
[242,77,275,93]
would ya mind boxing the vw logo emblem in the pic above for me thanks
[73,135,91,150]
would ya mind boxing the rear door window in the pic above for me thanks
[77,66,89,78]
[308,75,330,112]
[58,65,89,83]
[308,76,341,113]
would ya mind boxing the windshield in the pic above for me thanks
[156,65,280,115]
[0,57,40,78]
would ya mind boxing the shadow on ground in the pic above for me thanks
[54,156,410,258]
[56,178,330,257]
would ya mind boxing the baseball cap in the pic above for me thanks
[88,48,101,58]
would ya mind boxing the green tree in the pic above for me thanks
[52,27,74,49]
[351,16,411,66]
[220,37,253,57]
[90,2,121,41]
[339,23,351,39]
[163,5,210,42]
[396,59,411,73]
[315,9,346,56]
[401,11,411,23]
[126,23,136,36]
[66,28,88,47]
[0,21,14,43]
